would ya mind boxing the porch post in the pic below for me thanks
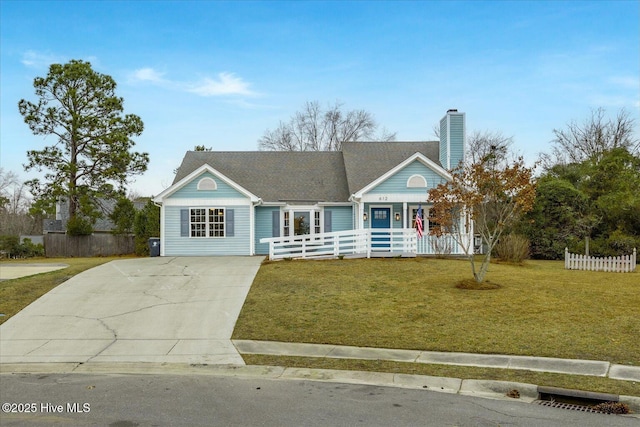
[402,202,407,228]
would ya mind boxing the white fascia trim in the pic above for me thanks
[153,164,260,203]
[249,201,255,255]
[262,201,352,209]
[162,198,252,206]
[361,193,431,203]
[317,201,353,206]
[159,203,166,256]
[283,203,319,211]
[353,152,452,198]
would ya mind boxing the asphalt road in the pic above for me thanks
[1,373,637,427]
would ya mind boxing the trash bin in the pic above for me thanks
[148,238,160,257]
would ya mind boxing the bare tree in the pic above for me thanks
[466,130,514,165]
[0,168,39,235]
[259,101,396,151]
[550,107,639,165]
[431,124,514,166]
[0,168,30,216]
[0,168,19,210]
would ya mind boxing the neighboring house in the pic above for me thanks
[153,110,469,257]
[43,197,150,234]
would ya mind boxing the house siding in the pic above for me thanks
[255,206,280,255]
[449,113,465,169]
[368,161,447,194]
[170,172,246,199]
[324,206,354,231]
[163,205,251,255]
[440,115,449,169]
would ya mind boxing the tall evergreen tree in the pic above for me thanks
[19,60,148,234]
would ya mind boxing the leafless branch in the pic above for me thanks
[550,107,639,164]
[258,100,394,151]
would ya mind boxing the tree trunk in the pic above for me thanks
[473,252,492,283]
[585,236,590,256]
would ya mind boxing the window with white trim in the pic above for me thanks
[283,211,290,236]
[208,208,225,237]
[197,177,217,190]
[410,206,438,232]
[314,211,321,234]
[190,207,225,237]
[293,211,310,235]
[281,207,323,237]
[407,174,427,188]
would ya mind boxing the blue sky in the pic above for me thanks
[1,0,638,197]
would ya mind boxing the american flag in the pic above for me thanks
[416,204,423,238]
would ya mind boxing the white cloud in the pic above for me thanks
[609,76,640,90]
[188,72,255,97]
[588,93,640,109]
[131,67,167,84]
[21,52,101,70]
[128,67,257,98]
[21,50,63,68]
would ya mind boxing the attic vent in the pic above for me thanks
[407,174,427,188]
[197,177,217,191]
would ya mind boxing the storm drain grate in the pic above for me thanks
[534,400,603,413]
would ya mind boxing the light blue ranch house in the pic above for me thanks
[153,110,473,259]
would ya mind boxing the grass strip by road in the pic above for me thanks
[0,256,136,325]
[233,257,639,379]
[242,354,640,398]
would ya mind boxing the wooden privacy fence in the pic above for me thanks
[565,247,637,273]
[44,233,135,257]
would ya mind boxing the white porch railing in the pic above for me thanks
[417,234,470,256]
[260,229,470,260]
[565,247,637,273]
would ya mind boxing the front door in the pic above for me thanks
[371,207,391,250]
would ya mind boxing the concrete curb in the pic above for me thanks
[460,379,539,402]
[233,339,640,381]
[0,362,530,401]
[620,395,640,414]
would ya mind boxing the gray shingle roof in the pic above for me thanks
[173,151,349,203]
[172,142,441,203]
[342,141,440,194]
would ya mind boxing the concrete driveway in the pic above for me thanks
[0,256,263,365]
[0,263,69,280]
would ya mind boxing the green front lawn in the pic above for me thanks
[233,257,639,366]
[234,257,639,396]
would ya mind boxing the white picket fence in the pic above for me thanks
[565,247,637,273]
